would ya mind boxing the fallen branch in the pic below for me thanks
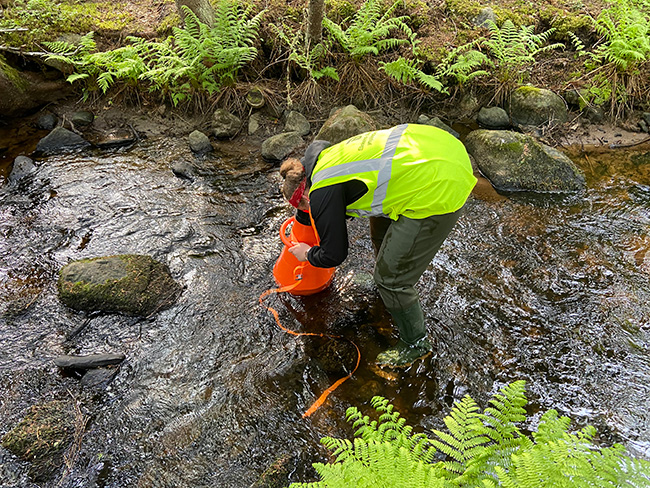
[0,28,29,33]
[0,44,48,57]
[609,136,650,149]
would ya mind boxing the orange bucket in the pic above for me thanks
[273,212,335,295]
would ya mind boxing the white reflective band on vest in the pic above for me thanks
[311,124,408,217]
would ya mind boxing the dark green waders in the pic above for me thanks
[369,208,463,367]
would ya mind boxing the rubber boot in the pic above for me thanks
[376,303,433,368]
[375,337,433,368]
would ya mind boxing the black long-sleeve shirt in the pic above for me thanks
[306,180,368,268]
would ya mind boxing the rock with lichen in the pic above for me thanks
[465,129,585,192]
[212,109,242,139]
[261,131,304,163]
[57,254,181,316]
[315,105,376,144]
[509,86,569,128]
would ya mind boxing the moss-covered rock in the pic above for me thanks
[315,105,377,144]
[57,254,181,316]
[1,54,71,118]
[1,400,74,482]
[509,86,569,128]
[251,454,295,488]
[465,129,585,192]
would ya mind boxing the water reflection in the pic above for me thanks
[0,133,649,487]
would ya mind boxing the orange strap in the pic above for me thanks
[259,275,361,418]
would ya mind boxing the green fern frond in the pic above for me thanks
[380,57,447,92]
[291,381,650,488]
[323,0,415,61]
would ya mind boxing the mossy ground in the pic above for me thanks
[0,0,648,118]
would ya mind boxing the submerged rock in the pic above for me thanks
[34,127,90,155]
[465,129,585,192]
[315,105,376,144]
[9,156,36,181]
[79,367,120,388]
[94,127,137,149]
[251,454,296,488]
[57,254,181,316]
[171,160,195,180]
[1,400,73,482]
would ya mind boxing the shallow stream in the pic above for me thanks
[1,122,649,487]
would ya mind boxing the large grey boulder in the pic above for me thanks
[509,86,569,128]
[57,254,181,316]
[34,127,90,155]
[465,130,585,192]
[315,105,376,144]
[261,132,304,163]
[212,109,242,139]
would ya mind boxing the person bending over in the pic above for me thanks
[279,124,477,368]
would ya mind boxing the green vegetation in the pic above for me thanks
[481,20,564,104]
[582,0,650,116]
[44,2,264,105]
[0,0,648,116]
[322,0,415,61]
[288,381,650,488]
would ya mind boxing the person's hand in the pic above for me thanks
[289,242,311,262]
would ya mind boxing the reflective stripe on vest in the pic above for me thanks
[312,125,407,216]
[310,124,477,219]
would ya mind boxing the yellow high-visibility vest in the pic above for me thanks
[310,124,477,220]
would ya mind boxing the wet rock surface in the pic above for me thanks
[261,131,304,162]
[57,254,181,316]
[1,400,74,482]
[34,127,91,155]
[8,155,35,181]
[212,108,243,139]
[54,353,126,370]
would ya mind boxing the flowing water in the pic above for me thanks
[0,121,649,487]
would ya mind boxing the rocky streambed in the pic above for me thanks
[1,97,649,487]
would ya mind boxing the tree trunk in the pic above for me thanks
[175,0,214,27]
[306,0,324,47]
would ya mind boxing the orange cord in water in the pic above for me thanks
[259,274,361,418]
